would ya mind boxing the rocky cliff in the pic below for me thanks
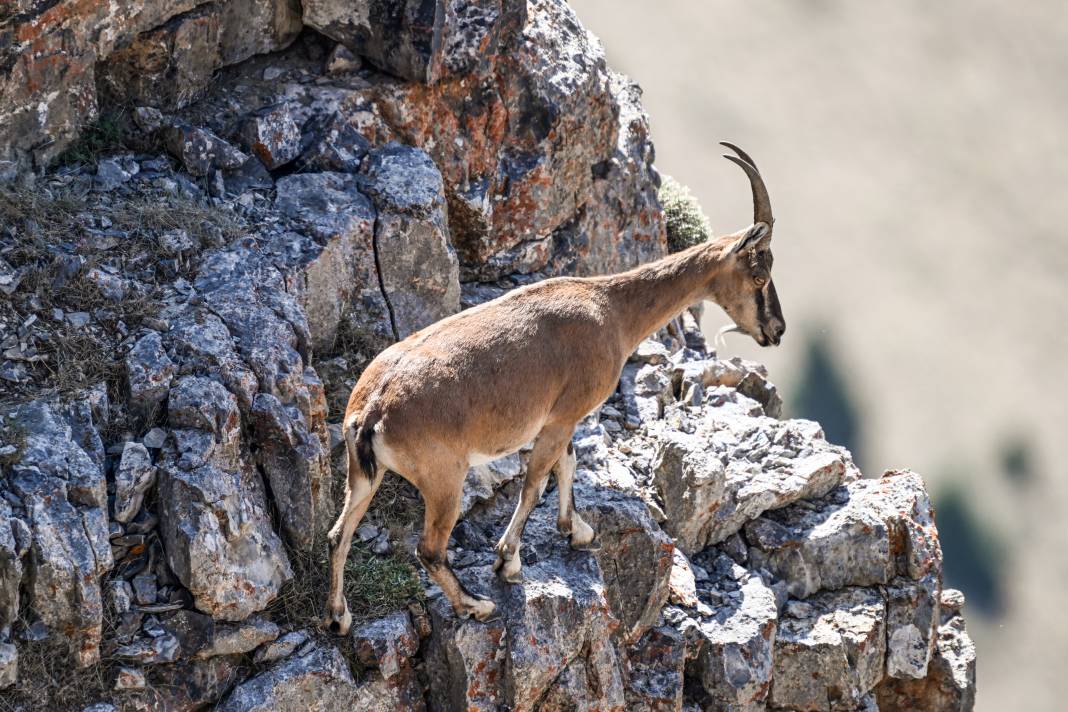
[0,0,974,710]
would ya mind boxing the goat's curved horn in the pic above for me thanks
[720,143,774,228]
[719,141,760,172]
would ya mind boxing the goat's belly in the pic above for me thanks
[467,419,544,467]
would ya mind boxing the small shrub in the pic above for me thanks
[659,174,713,252]
[54,111,131,168]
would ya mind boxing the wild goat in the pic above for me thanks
[324,142,784,633]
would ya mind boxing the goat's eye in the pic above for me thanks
[754,276,767,287]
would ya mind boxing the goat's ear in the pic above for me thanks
[728,222,770,255]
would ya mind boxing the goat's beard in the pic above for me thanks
[714,324,743,354]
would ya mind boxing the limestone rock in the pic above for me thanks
[425,502,625,711]
[0,642,17,689]
[578,467,675,644]
[217,643,373,711]
[0,500,29,637]
[771,588,887,712]
[461,454,524,516]
[162,122,249,177]
[253,630,309,664]
[158,419,291,619]
[351,611,425,710]
[623,624,686,712]
[361,143,461,337]
[745,472,943,600]
[884,574,941,680]
[296,113,372,173]
[126,331,176,422]
[3,399,112,666]
[671,555,778,712]
[195,617,280,659]
[549,74,667,277]
[113,442,157,524]
[273,172,386,353]
[250,393,332,551]
[303,0,526,84]
[164,310,260,412]
[877,612,975,712]
[648,397,856,553]
[240,103,301,170]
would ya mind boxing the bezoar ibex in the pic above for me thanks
[325,142,785,632]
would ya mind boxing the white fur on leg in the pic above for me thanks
[570,513,595,548]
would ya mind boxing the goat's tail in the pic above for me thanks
[345,409,380,482]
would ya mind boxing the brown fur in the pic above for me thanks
[325,150,785,630]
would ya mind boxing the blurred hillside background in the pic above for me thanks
[571,0,1068,708]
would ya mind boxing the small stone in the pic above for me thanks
[941,588,966,614]
[132,573,158,606]
[67,312,91,328]
[324,44,361,75]
[134,107,165,133]
[114,632,180,665]
[253,630,309,664]
[240,104,301,170]
[18,619,48,642]
[108,579,134,615]
[113,441,156,523]
[114,666,146,690]
[196,617,280,659]
[0,643,17,689]
[356,524,379,543]
[263,66,285,81]
[143,428,168,449]
[372,532,392,556]
[95,159,131,190]
[158,229,197,256]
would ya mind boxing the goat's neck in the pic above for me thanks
[604,239,730,354]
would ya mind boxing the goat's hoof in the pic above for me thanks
[570,536,601,552]
[466,598,497,622]
[494,554,523,584]
[324,607,352,636]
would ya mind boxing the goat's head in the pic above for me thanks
[709,142,785,347]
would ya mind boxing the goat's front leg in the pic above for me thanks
[554,441,597,550]
[493,427,569,583]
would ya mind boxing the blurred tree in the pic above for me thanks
[791,330,863,465]
[935,480,1006,615]
[998,434,1037,487]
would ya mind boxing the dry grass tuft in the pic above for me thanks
[0,184,243,408]
[0,640,117,712]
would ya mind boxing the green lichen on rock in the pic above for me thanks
[659,174,712,253]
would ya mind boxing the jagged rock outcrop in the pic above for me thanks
[0,0,974,708]
[1,399,113,667]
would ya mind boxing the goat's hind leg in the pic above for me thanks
[325,454,385,635]
[554,440,597,550]
[419,480,496,621]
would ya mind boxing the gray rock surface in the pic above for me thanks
[770,588,887,712]
[217,643,369,711]
[158,390,292,620]
[126,331,176,422]
[0,642,16,688]
[2,399,112,666]
[361,143,461,337]
[671,556,778,711]
[649,403,855,554]
[745,472,942,600]
[303,0,526,84]
[113,442,157,524]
